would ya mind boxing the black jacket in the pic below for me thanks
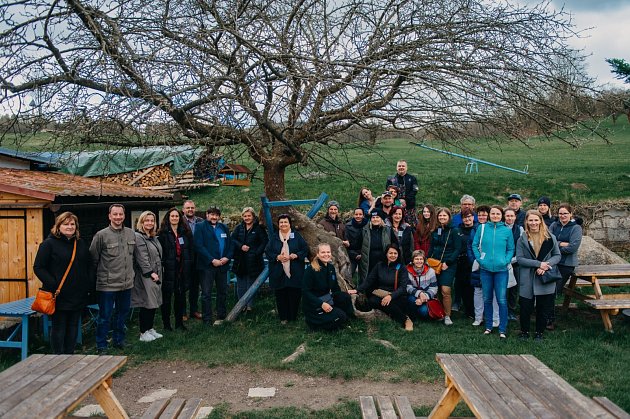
[358,261,409,300]
[265,230,309,289]
[158,226,194,293]
[345,218,366,261]
[231,218,268,278]
[33,234,94,311]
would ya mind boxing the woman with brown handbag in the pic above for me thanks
[33,212,93,354]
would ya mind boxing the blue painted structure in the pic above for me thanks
[411,142,529,175]
[225,192,328,321]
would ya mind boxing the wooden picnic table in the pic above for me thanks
[430,353,620,419]
[0,297,36,360]
[562,264,630,332]
[0,354,128,419]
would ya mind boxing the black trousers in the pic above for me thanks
[161,288,185,328]
[139,307,156,333]
[454,258,474,318]
[275,287,302,321]
[519,293,554,334]
[548,265,575,323]
[306,292,355,331]
[367,295,408,326]
[51,309,81,354]
[508,263,520,315]
[188,269,201,315]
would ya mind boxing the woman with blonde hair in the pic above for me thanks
[516,210,561,341]
[34,212,93,354]
[302,243,355,331]
[131,211,163,342]
[231,206,268,312]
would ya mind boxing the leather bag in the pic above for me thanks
[426,258,442,275]
[31,239,77,315]
[537,265,562,284]
[427,299,446,320]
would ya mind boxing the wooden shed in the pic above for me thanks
[217,164,253,187]
[0,168,176,304]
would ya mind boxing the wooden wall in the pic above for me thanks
[0,192,46,304]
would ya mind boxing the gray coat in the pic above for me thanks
[516,234,561,299]
[131,232,163,309]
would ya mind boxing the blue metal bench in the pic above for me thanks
[0,297,36,360]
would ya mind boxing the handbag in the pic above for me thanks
[31,239,77,315]
[371,264,401,299]
[427,299,445,320]
[537,265,562,284]
[427,229,451,275]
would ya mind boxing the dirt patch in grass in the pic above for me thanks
[111,360,443,416]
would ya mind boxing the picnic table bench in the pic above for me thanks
[359,395,415,419]
[0,296,36,360]
[0,354,128,419]
[141,397,202,419]
[563,264,630,332]
[430,353,626,419]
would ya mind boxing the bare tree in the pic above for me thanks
[1,0,595,200]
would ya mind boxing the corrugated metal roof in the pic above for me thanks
[0,168,172,200]
[219,164,252,174]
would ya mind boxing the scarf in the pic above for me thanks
[280,230,291,278]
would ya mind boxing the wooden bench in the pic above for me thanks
[0,297,36,360]
[359,395,415,419]
[593,397,630,419]
[141,398,202,419]
[584,298,630,331]
[430,353,620,419]
[575,278,630,287]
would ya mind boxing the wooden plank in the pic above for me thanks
[178,398,202,419]
[91,379,129,419]
[140,399,170,419]
[128,166,156,186]
[394,395,416,419]
[0,354,77,410]
[520,355,615,418]
[376,395,398,419]
[575,278,630,287]
[574,265,630,277]
[465,354,531,419]
[359,396,378,419]
[585,299,630,309]
[592,397,630,419]
[159,398,185,419]
[434,354,503,419]
[26,208,44,299]
[428,382,461,419]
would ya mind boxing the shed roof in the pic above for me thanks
[0,168,172,201]
[218,163,252,174]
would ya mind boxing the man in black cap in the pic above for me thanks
[537,196,557,227]
[377,190,395,217]
[193,206,233,325]
[507,193,526,227]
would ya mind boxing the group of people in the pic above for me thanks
[32,159,583,355]
[316,160,583,339]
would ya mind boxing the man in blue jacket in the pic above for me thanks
[194,206,233,324]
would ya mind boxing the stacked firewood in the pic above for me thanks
[100,164,174,187]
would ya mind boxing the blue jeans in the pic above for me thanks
[96,289,131,349]
[480,269,508,333]
[406,295,430,319]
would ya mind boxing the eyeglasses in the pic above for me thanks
[558,212,570,215]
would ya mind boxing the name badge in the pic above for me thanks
[178,237,185,245]
[220,233,227,238]
[290,233,295,239]
[437,227,442,235]
[398,231,403,238]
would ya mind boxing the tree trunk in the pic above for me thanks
[263,161,287,201]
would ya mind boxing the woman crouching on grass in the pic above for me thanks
[302,243,355,331]
[516,210,561,341]
[351,244,413,331]
[405,250,438,322]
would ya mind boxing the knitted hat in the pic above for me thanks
[537,196,551,206]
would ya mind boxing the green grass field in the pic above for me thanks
[187,118,630,215]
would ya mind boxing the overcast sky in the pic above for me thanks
[528,0,630,89]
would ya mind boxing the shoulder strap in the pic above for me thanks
[55,239,77,297]
[439,229,451,262]
[394,263,401,290]
[478,223,485,250]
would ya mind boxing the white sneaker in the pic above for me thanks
[472,320,482,326]
[139,331,156,342]
[493,320,499,328]
[148,328,163,339]
[444,316,453,326]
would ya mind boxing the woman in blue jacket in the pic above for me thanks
[472,205,515,338]
[266,214,309,324]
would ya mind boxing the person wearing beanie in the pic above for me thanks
[358,209,397,285]
[319,200,348,245]
[537,196,557,227]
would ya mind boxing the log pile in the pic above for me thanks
[100,164,174,187]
